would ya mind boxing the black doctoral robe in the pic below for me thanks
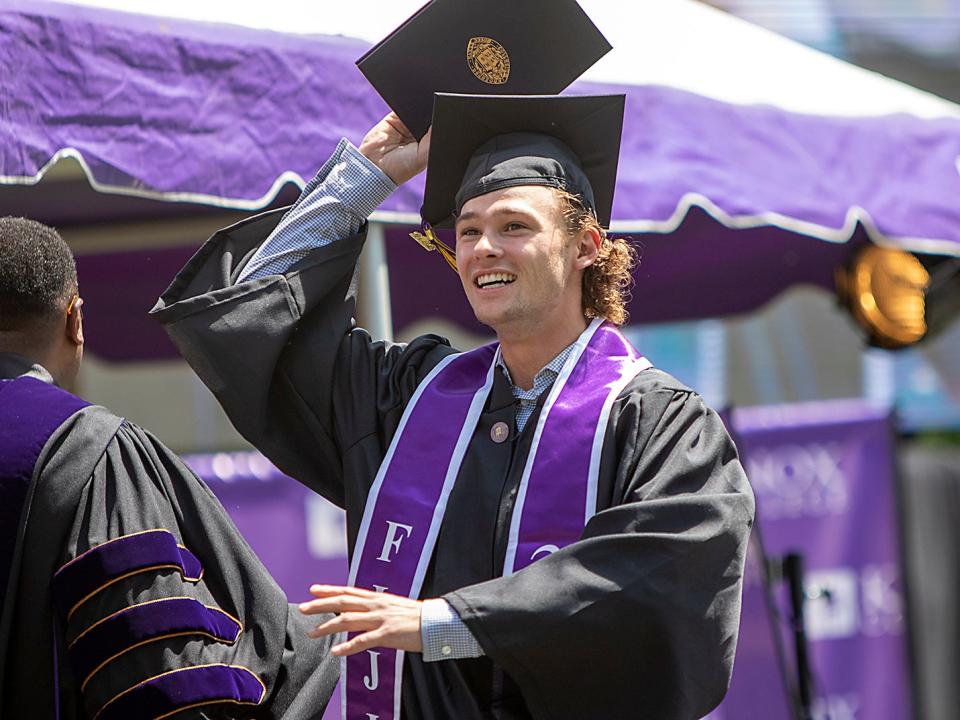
[151,210,755,720]
[0,354,338,720]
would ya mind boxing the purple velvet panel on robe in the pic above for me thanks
[69,597,241,689]
[52,529,203,620]
[94,664,265,720]
[0,377,90,603]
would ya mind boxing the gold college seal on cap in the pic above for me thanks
[466,37,511,85]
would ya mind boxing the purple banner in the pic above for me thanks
[714,400,912,720]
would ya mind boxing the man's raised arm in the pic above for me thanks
[238,115,430,282]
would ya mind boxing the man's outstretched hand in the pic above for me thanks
[299,584,423,656]
[358,113,431,186]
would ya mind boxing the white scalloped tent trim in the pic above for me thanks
[5,146,958,258]
[0,147,309,212]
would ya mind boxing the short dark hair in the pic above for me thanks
[0,217,77,331]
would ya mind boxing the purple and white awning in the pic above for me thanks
[3,0,959,255]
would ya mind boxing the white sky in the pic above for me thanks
[53,0,960,118]
[58,0,424,38]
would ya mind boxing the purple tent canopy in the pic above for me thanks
[2,0,959,360]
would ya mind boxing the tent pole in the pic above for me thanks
[358,221,394,342]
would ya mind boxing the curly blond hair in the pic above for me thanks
[556,190,637,326]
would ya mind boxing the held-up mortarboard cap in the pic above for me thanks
[356,0,611,139]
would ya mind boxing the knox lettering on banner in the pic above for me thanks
[377,520,413,563]
[367,715,380,720]
[363,649,380,691]
[531,544,560,561]
[372,585,389,593]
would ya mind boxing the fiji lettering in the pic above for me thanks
[531,544,560,561]
[363,649,381,691]
[377,520,414,563]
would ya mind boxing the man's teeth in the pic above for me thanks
[476,273,516,289]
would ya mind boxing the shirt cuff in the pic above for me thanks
[420,599,485,662]
[235,139,396,283]
[333,141,397,218]
[292,138,396,220]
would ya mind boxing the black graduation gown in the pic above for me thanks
[0,354,338,720]
[152,210,756,720]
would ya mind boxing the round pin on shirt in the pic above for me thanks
[490,421,510,444]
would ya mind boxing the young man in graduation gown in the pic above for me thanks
[152,95,755,720]
[0,217,339,719]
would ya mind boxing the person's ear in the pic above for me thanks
[66,296,84,347]
[575,228,601,270]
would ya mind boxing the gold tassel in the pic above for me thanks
[409,223,458,272]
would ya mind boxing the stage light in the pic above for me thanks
[836,245,929,349]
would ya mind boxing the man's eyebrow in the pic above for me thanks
[455,206,537,225]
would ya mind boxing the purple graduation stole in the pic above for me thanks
[343,319,651,719]
[0,376,90,603]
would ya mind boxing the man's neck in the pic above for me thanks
[0,337,62,386]
[496,316,588,390]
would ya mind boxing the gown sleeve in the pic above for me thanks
[44,412,339,720]
[150,212,452,508]
[444,386,756,720]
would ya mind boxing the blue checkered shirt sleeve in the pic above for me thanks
[421,599,484,662]
[236,139,396,283]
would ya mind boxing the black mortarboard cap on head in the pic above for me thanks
[421,93,626,230]
[356,0,611,139]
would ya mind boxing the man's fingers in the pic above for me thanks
[307,612,378,639]
[382,112,414,142]
[418,127,432,159]
[310,584,379,599]
[331,629,385,657]
[299,595,371,615]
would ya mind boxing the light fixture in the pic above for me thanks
[836,245,930,349]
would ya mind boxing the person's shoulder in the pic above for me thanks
[53,402,126,449]
[614,367,723,430]
[620,367,698,399]
[352,329,459,377]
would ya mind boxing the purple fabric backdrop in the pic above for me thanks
[75,245,195,361]
[720,400,912,720]
[2,0,959,254]
[183,451,348,599]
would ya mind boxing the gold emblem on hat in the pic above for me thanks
[467,37,511,85]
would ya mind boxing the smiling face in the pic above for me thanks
[454,185,595,340]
